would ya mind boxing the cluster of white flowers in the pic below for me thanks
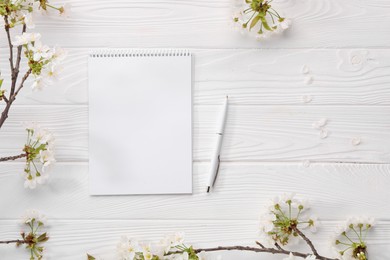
[259,193,318,246]
[231,0,291,41]
[12,32,67,91]
[117,233,206,260]
[5,0,71,28]
[20,209,49,260]
[23,122,56,189]
[331,217,374,260]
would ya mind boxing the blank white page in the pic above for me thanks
[88,49,192,195]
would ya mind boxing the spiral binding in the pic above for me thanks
[89,49,191,58]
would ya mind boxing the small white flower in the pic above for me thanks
[143,244,153,260]
[40,149,56,168]
[42,64,61,82]
[31,41,51,61]
[281,192,296,203]
[59,3,72,18]
[31,75,53,90]
[12,34,30,46]
[23,12,35,29]
[13,32,41,46]
[24,175,37,189]
[259,213,276,232]
[52,47,68,62]
[22,209,46,225]
[308,215,319,233]
[279,19,292,30]
[117,236,139,260]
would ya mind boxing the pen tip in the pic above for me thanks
[226,95,229,99]
[207,186,210,193]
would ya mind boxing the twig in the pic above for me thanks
[255,241,265,249]
[0,153,27,162]
[0,22,29,129]
[274,242,283,251]
[0,239,26,245]
[2,95,9,104]
[4,15,15,73]
[188,245,339,260]
[14,68,32,97]
[293,226,320,258]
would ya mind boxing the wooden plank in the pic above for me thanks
[0,0,387,48]
[0,105,389,162]
[0,163,389,220]
[1,48,390,105]
[0,219,389,259]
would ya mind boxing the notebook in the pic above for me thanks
[88,49,192,195]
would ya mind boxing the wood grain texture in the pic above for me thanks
[0,163,389,220]
[1,105,389,163]
[0,219,389,260]
[1,48,390,105]
[0,0,386,48]
[1,0,390,258]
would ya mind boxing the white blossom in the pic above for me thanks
[12,32,41,46]
[22,209,46,225]
[59,3,72,18]
[52,46,68,62]
[31,75,53,90]
[259,213,276,233]
[23,12,35,29]
[117,236,140,260]
[279,19,292,30]
[40,149,56,169]
[31,41,52,61]
[24,175,37,189]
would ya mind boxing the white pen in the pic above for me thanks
[207,96,229,193]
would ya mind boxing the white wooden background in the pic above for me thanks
[1,0,390,259]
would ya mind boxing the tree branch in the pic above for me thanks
[188,245,339,260]
[13,68,32,97]
[4,15,15,73]
[0,22,29,130]
[0,153,27,162]
[0,239,26,245]
[293,226,320,258]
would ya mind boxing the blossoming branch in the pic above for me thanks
[87,194,375,260]
[0,0,68,128]
[0,0,68,188]
[0,209,49,260]
[232,0,291,40]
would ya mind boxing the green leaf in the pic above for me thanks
[250,15,261,30]
[37,233,49,243]
[260,16,272,31]
[87,254,96,260]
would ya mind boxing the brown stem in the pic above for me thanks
[0,239,26,245]
[0,153,27,162]
[13,69,32,97]
[0,21,28,130]
[2,95,9,104]
[255,241,265,249]
[4,16,15,73]
[293,226,320,258]
[190,245,339,260]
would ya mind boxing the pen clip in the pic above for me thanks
[212,155,221,187]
